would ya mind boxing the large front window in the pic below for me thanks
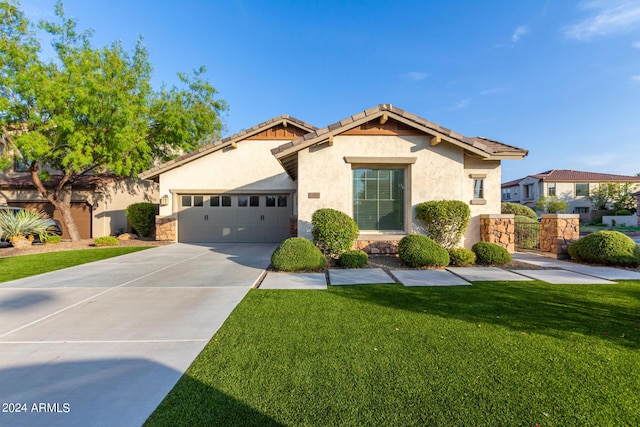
[353,168,404,231]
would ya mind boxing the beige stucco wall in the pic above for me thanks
[92,179,158,237]
[296,134,502,249]
[156,139,296,216]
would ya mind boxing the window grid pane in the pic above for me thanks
[353,168,404,231]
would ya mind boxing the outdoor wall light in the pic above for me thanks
[160,195,169,206]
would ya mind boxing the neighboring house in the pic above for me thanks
[0,167,157,239]
[141,104,527,249]
[501,169,640,217]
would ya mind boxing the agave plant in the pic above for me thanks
[0,208,51,245]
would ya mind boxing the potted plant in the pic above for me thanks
[0,208,51,249]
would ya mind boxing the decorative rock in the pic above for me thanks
[118,233,138,240]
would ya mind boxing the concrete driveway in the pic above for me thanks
[0,243,276,427]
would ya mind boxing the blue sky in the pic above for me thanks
[25,0,640,182]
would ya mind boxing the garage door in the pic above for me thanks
[178,194,292,243]
[9,201,92,239]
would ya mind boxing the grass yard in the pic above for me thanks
[147,280,640,426]
[0,247,152,282]
[581,225,640,233]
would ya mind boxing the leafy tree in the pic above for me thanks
[0,1,227,240]
[587,182,639,213]
[535,196,568,214]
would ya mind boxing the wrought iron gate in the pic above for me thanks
[514,221,541,251]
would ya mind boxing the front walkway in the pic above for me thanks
[0,243,276,427]
[259,251,640,289]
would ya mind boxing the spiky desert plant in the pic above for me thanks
[0,208,51,243]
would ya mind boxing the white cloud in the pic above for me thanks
[455,99,470,109]
[511,26,528,42]
[565,0,640,40]
[632,75,640,81]
[400,71,429,81]
[633,40,640,48]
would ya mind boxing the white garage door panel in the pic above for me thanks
[178,194,291,243]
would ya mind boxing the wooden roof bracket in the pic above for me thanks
[430,135,442,146]
[380,113,388,125]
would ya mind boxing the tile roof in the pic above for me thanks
[0,174,120,189]
[501,178,525,187]
[139,114,317,180]
[506,169,640,184]
[272,104,528,180]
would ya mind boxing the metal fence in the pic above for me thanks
[515,221,541,251]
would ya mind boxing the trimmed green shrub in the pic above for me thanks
[514,215,538,223]
[311,208,359,257]
[448,247,476,266]
[472,241,512,265]
[44,235,62,244]
[415,200,470,250]
[398,234,450,268]
[615,209,632,216]
[271,237,326,272]
[125,202,158,237]
[568,231,640,267]
[338,250,369,268]
[94,236,120,246]
[501,202,537,221]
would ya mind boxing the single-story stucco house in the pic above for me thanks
[140,104,528,250]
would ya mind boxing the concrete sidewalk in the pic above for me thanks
[0,243,276,427]
[260,252,640,288]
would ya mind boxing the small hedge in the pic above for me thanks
[338,250,369,268]
[44,235,62,244]
[415,200,470,250]
[311,208,359,257]
[94,236,120,247]
[398,234,450,268]
[271,237,326,272]
[472,241,512,265]
[448,247,476,266]
[568,231,640,267]
[126,202,158,237]
[615,209,632,216]
[501,202,537,221]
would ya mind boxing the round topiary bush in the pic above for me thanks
[311,208,359,257]
[568,231,640,267]
[398,234,450,268]
[126,202,158,237]
[448,247,476,266]
[338,250,369,268]
[472,241,512,265]
[501,202,537,221]
[271,237,326,272]
[415,200,471,250]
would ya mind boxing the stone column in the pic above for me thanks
[480,214,515,253]
[540,214,579,258]
[155,215,177,241]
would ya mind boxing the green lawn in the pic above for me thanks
[0,247,152,282]
[146,281,640,426]
[581,225,640,233]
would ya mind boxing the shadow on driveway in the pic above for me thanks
[0,358,282,427]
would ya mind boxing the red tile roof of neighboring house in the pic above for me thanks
[501,178,525,187]
[502,169,640,187]
[0,174,120,189]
